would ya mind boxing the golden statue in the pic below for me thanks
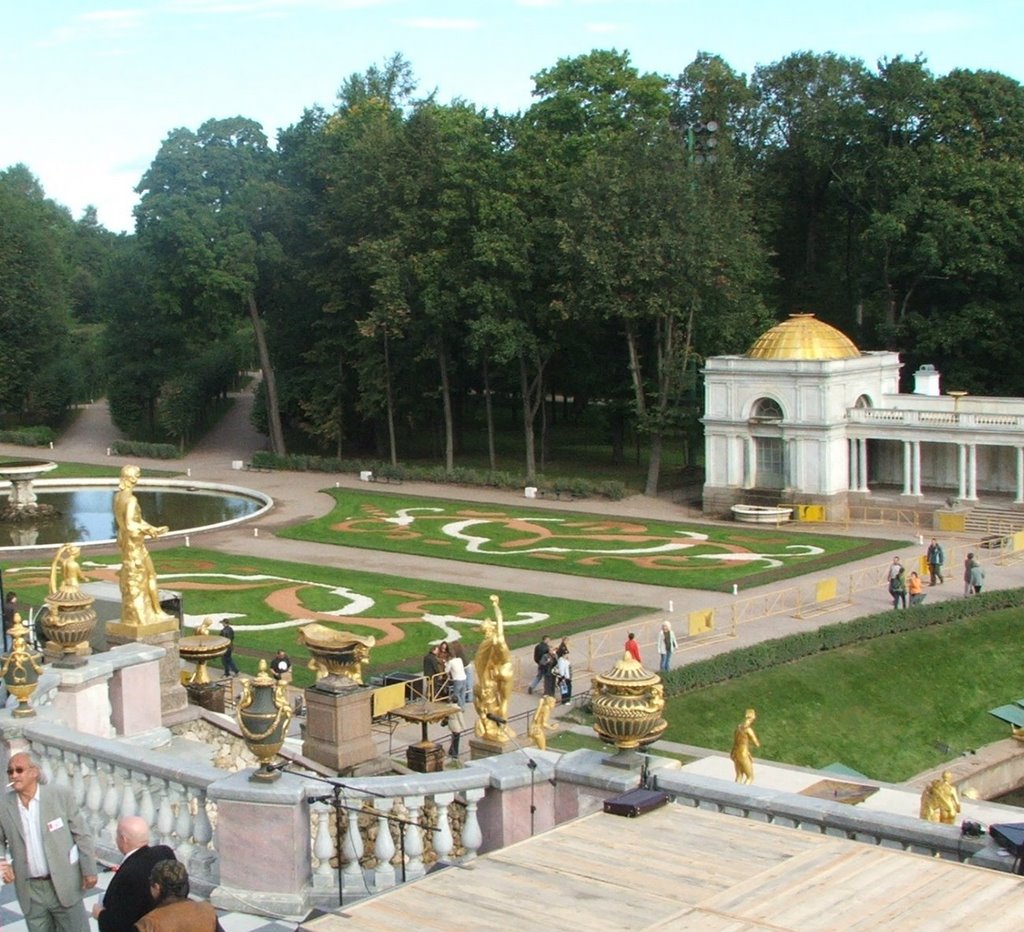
[528,695,558,749]
[920,770,961,824]
[50,543,87,595]
[730,708,760,784]
[114,464,174,628]
[473,595,514,742]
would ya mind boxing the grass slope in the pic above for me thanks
[664,609,1017,782]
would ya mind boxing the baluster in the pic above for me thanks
[138,777,156,834]
[38,751,55,786]
[70,753,86,809]
[173,784,195,863]
[372,798,396,890]
[402,795,425,881]
[341,802,364,893]
[193,790,212,850]
[85,759,104,836]
[103,765,122,845]
[119,773,138,824]
[432,792,454,866]
[311,805,335,888]
[188,788,217,884]
[460,788,485,861]
[52,752,71,793]
[156,781,175,847]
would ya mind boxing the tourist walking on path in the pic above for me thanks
[528,635,551,695]
[969,559,986,595]
[219,620,240,676]
[926,538,945,586]
[624,631,642,663]
[555,649,572,704]
[657,621,677,671]
[888,564,907,609]
[964,553,980,596]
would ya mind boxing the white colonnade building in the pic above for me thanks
[701,313,1024,517]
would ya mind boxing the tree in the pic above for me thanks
[135,117,287,453]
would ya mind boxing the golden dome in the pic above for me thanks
[746,314,860,361]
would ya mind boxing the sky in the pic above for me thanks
[2,0,1022,234]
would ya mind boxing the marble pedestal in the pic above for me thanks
[302,677,378,772]
[469,734,519,760]
[106,623,188,721]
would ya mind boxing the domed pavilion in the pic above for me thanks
[701,313,1024,520]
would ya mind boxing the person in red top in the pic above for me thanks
[624,632,641,663]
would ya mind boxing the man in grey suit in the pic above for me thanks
[0,751,98,931]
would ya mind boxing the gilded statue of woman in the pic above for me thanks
[920,770,961,824]
[114,464,173,627]
[473,595,514,741]
[730,708,760,784]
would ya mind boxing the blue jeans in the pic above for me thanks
[659,652,671,672]
[451,679,468,708]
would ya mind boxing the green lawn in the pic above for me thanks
[4,547,647,688]
[663,609,1018,782]
[278,488,896,591]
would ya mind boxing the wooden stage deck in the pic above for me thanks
[302,803,1024,931]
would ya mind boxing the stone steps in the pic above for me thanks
[965,503,1024,536]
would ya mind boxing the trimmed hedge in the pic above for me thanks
[110,440,180,460]
[663,588,1024,697]
[0,427,56,447]
[249,451,627,500]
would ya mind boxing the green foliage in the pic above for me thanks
[0,426,56,446]
[110,439,179,459]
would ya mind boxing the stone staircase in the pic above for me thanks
[964,502,1024,537]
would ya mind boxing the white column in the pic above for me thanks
[858,439,869,492]
[1015,448,1024,504]
[743,437,755,488]
[848,438,858,491]
[967,444,978,500]
[957,445,967,500]
[902,441,912,495]
[912,440,923,496]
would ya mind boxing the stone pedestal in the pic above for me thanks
[52,660,115,738]
[302,677,377,772]
[407,742,444,773]
[107,644,164,737]
[106,623,188,721]
[469,735,520,760]
[187,683,226,714]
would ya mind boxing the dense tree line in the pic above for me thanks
[2,49,1022,492]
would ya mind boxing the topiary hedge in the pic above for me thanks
[0,427,56,447]
[110,440,180,460]
[247,452,628,500]
[662,588,1024,697]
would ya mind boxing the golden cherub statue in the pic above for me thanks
[920,770,961,824]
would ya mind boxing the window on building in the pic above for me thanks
[750,397,783,422]
[755,437,785,488]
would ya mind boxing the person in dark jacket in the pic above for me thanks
[92,816,175,932]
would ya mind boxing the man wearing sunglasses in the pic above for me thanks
[0,752,97,931]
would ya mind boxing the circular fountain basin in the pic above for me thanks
[0,477,272,551]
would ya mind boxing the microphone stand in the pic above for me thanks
[280,767,439,908]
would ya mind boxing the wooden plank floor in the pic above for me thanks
[301,804,1024,931]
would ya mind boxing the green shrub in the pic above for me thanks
[0,426,56,447]
[110,440,180,459]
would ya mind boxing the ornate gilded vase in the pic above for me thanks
[1,616,44,717]
[237,659,293,782]
[179,619,230,686]
[591,653,667,751]
[297,623,375,684]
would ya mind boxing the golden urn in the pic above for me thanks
[297,623,375,684]
[591,653,667,751]
[237,659,293,782]
[41,543,97,662]
[1,615,44,717]
[179,618,230,686]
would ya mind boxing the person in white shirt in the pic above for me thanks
[445,651,468,708]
